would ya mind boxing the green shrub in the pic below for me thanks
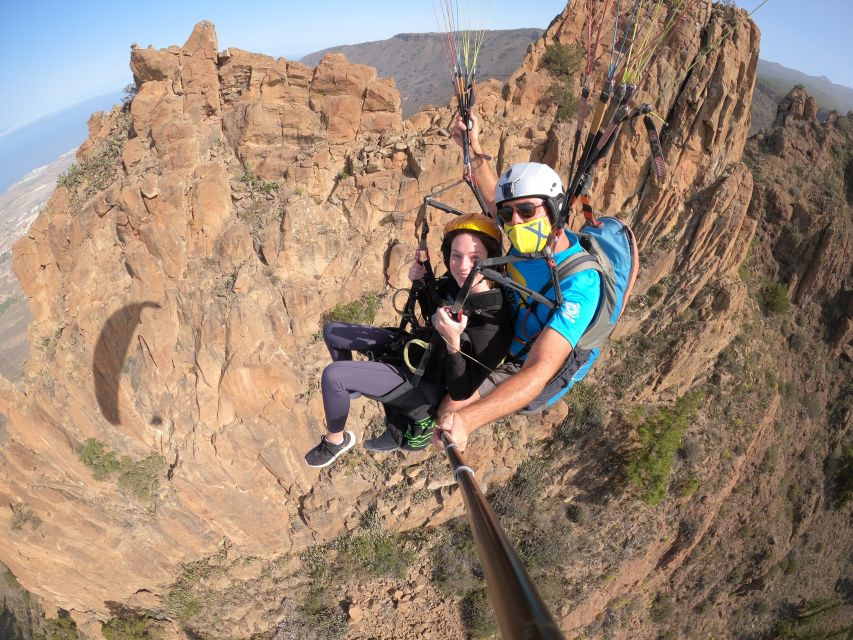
[82,136,124,194]
[334,530,414,580]
[677,517,699,540]
[676,474,701,498]
[35,614,81,640]
[80,439,164,501]
[827,444,853,508]
[56,107,129,207]
[10,502,42,532]
[241,166,279,194]
[565,502,591,524]
[298,519,414,638]
[764,444,780,473]
[431,520,482,597]
[490,457,549,520]
[39,325,63,361]
[557,382,603,443]
[164,557,216,622]
[301,586,348,639]
[650,593,674,623]
[762,282,790,315]
[541,43,583,77]
[460,588,496,639]
[677,439,703,465]
[550,83,579,122]
[627,391,704,505]
[57,163,82,190]
[80,438,120,479]
[117,454,165,501]
[102,614,150,640]
[647,282,667,306]
[516,524,567,573]
[780,552,799,576]
[788,332,806,353]
[773,597,850,639]
[327,292,381,325]
[541,43,583,123]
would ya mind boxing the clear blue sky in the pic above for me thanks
[0,0,850,131]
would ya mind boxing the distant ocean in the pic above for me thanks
[0,91,124,194]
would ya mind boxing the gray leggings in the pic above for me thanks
[321,322,439,433]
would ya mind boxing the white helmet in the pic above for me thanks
[495,162,564,203]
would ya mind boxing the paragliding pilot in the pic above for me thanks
[434,114,638,452]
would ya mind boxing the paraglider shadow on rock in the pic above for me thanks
[93,302,160,425]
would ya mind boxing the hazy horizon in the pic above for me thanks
[0,90,123,194]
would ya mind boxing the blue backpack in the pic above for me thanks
[520,215,639,412]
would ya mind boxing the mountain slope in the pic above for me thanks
[301,29,542,116]
[758,59,853,114]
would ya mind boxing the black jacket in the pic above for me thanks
[430,277,513,401]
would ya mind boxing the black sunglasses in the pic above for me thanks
[497,202,542,223]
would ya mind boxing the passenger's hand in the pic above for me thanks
[432,306,467,353]
[408,262,426,282]
[434,411,470,452]
[450,113,482,154]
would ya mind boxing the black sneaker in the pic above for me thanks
[363,428,401,452]
[304,431,356,468]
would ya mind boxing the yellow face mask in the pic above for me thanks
[504,217,552,254]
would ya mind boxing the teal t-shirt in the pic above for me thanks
[505,231,601,358]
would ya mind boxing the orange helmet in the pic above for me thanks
[441,213,503,267]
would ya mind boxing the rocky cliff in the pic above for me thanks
[1,2,850,639]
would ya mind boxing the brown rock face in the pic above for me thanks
[747,86,853,352]
[772,85,817,128]
[4,3,820,636]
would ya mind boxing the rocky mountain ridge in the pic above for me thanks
[0,2,850,639]
[301,28,543,117]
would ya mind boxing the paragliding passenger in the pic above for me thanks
[304,215,513,468]
[434,115,605,452]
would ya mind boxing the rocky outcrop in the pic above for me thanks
[772,85,819,128]
[747,86,853,356]
[4,1,825,636]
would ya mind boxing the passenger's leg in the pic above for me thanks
[320,360,411,438]
[322,323,396,362]
[306,360,413,468]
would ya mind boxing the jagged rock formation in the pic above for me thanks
[1,3,849,639]
[747,87,853,355]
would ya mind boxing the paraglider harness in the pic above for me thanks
[361,163,506,447]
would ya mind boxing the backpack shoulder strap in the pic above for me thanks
[555,253,602,280]
[509,251,603,360]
